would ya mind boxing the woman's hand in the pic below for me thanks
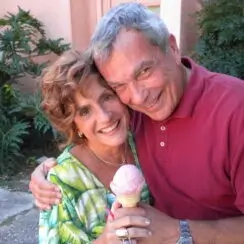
[29,158,62,210]
[95,201,152,244]
[112,203,179,244]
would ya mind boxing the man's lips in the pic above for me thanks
[145,92,162,110]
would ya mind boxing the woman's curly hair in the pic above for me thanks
[41,49,109,147]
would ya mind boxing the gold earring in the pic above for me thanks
[78,132,83,138]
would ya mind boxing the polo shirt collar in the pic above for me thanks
[170,57,206,119]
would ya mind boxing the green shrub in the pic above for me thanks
[0,7,70,82]
[0,113,29,174]
[195,0,244,79]
[0,7,69,173]
[10,90,54,135]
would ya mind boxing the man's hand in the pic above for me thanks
[114,203,179,244]
[29,158,62,210]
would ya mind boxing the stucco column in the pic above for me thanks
[160,0,202,55]
[70,0,114,51]
[160,0,182,48]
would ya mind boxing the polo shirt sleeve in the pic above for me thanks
[230,102,244,213]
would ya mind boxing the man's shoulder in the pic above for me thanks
[203,72,244,108]
[192,71,244,131]
[205,71,243,87]
[187,57,244,96]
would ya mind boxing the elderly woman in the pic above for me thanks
[38,50,152,244]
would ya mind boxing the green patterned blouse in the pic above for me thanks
[39,139,150,244]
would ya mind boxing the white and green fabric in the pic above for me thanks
[39,139,150,244]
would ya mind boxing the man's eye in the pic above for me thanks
[138,67,151,78]
[113,84,124,91]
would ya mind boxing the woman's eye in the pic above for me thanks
[78,107,90,117]
[104,93,114,101]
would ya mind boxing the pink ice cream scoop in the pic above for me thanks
[110,164,145,207]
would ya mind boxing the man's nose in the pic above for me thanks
[127,82,147,106]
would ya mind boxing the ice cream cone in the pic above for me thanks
[110,164,145,208]
[117,193,140,207]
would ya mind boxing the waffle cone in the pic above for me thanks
[117,194,140,207]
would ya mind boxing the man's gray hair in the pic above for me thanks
[91,2,170,60]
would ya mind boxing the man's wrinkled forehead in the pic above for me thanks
[95,52,140,84]
[94,30,158,82]
[112,28,142,48]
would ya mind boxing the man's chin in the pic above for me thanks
[131,106,169,121]
[146,110,170,121]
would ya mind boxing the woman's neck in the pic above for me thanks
[87,141,127,166]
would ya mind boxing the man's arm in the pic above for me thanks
[29,158,62,209]
[189,216,244,244]
[145,205,244,244]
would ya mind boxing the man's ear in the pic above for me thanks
[168,34,181,65]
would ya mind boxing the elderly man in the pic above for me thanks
[30,3,244,243]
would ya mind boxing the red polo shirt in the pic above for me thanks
[131,58,244,220]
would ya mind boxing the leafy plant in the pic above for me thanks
[195,0,244,79]
[0,7,69,173]
[36,37,70,56]
[0,85,28,173]
[11,90,56,136]
[0,109,30,174]
[0,6,70,83]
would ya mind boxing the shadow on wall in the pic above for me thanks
[180,0,203,56]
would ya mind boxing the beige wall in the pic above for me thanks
[0,0,201,53]
[0,0,72,93]
[70,0,100,51]
[1,0,201,93]
[0,0,72,44]
[70,0,161,51]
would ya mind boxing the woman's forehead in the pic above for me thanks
[75,77,109,100]
[76,73,97,91]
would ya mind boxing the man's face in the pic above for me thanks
[95,29,185,121]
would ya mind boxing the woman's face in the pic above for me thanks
[73,74,130,148]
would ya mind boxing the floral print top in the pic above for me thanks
[39,138,150,244]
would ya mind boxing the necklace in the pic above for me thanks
[87,143,127,167]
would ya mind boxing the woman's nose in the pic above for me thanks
[97,107,112,122]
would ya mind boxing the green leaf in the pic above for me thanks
[195,0,244,79]
[59,221,90,243]
[0,115,29,173]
